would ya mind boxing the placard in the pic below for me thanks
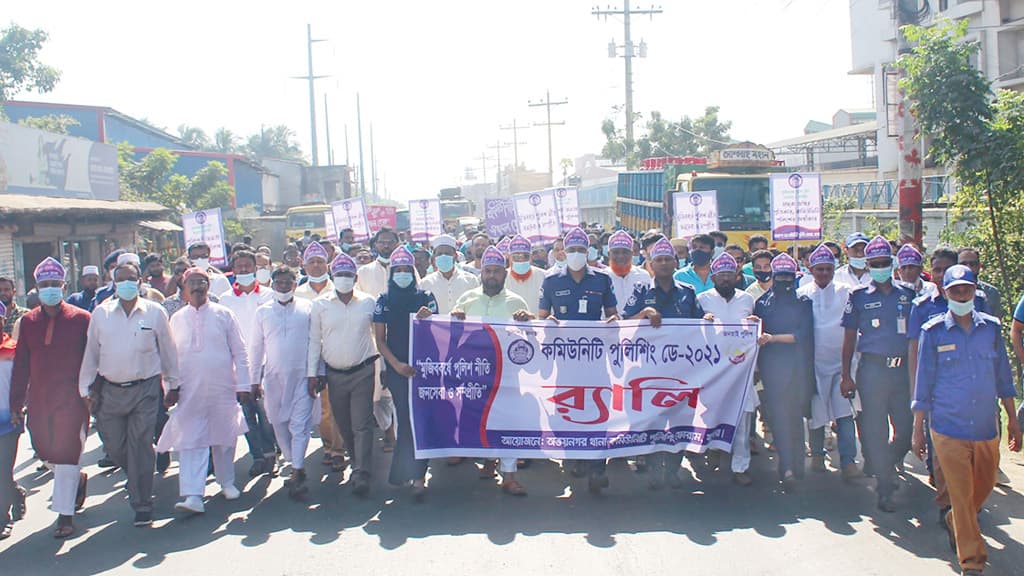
[548,186,580,232]
[330,198,371,243]
[513,189,561,245]
[182,208,227,267]
[770,173,822,242]
[484,198,519,238]
[672,190,719,239]
[409,198,443,243]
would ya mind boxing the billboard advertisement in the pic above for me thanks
[0,121,120,201]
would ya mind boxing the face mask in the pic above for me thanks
[555,259,567,269]
[435,255,455,273]
[512,261,531,275]
[849,257,867,270]
[308,272,330,283]
[256,268,272,284]
[713,246,725,258]
[773,279,795,294]
[602,246,609,257]
[754,270,772,283]
[272,289,294,303]
[533,259,548,269]
[678,258,687,269]
[193,258,210,270]
[341,243,351,252]
[235,273,256,287]
[714,285,736,299]
[426,265,435,274]
[587,247,599,261]
[947,298,975,316]
[39,286,63,306]
[566,252,588,271]
[869,267,892,283]
[377,255,390,265]
[633,255,641,266]
[690,250,712,267]
[392,272,414,288]
[115,280,140,301]
[334,276,356,293]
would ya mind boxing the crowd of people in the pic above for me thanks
[0,222,1020,576]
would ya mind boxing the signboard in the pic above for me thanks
[672,190,719,239]
[409,317,759,459]
[331,198,371,243]
[708,143,776,169]
[769,173,823,242]
[324,210,338,244]
[0,121,119,201]
[547,186,580,232]
[367,205,397,233]
[484,198,519,239]
[512,189,561,245]
[182,208,227,267]
[408,198,443,243]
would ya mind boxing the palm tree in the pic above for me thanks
[212,127,239,153]
[177,124,210,150]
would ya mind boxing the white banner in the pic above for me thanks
[770,173,823,242]
[324,210,338,245]
[672,190,720,239]
[547,186,581,232]
[331,198,371,243]
[408,198,443,243]
[513,189,561,245]
[409,318,759,459]
[182,208,227,267]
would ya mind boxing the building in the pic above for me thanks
[571,154,621,228]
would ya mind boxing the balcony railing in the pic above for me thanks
[822,176,954,209]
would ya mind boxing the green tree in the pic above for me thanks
[244,125,304,162]
[177,124,210,150]
[17,113,79,134]
[119,145,236,217]
[601,106,732,167]
[212,127,239,153]
[0,24,60,105]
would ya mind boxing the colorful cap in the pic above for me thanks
[896,244,923,267]
[82,265,100,277]
[331,253,357,275]
[0,301,7,318]
[864,235,892,260]
[608,230,634,251]
[482,246,506,269]
[432,234,458,250]
[495,237,511,255]
[302,241,329,264]
[509,235,532,255]
[808,244,836,268]
[845,232,869,248]
[649,237,676,260]
[389,246,415,268]
[710,253,738,276]
[117,253,140,267]
[943,264,977,289]
[563,227,590,250]
[771,253,800,275]
[33,257,66,283]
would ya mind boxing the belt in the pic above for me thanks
[102,374,159,388]
[861,353,905,369]
[326,355,380,376]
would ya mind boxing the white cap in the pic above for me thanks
[432,234,458,249]
[116,253,141,267]
[82,265,100,277]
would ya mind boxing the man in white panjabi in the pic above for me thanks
[249,265,319,498]
[157,267,252,514]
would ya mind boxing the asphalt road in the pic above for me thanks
[1,427,1022,576]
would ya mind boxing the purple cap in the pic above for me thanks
[896,244,923,267]
[509,235,531,255]
[34,257,66,283]
[495,237,511,255]
[303,241,329,264]
[607,230,634,251]
[649,237,676,260]
[563,227,590,250]
[331,253,357,275]
[808,244,836,268]
[771,253,799,275]
[710,253,738,276]
[864,235,892,260]
[943,264,977,289]
[0,300,7,318]
[482,246,507,269]
[389,246,415,268]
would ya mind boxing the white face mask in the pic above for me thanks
[566,252,588,271]
[272,289,294,303]
[256,268,272,284]
[193,258,210,270]
[334,276,355,294]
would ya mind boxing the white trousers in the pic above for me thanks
[271,410,312,471]
[731,411,753,473]
[499,458,518,474]
[51,464,81,516]
[178,444,236,497]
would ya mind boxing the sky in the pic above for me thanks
[7,0,873,202]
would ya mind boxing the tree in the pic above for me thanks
[17,113,79,134]
[244,125,305,162]
[212,127,239,153]
[601,106,732,167]
[0,24,60,104]
[118,144,236,217]
[177,124,210,150]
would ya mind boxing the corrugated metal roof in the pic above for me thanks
[0,194,170,216]
[138,220,183,232]
[768,121,879,149]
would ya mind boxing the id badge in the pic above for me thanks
[897,317,907,335]
[871,318,880,329]
[578,299,588,314]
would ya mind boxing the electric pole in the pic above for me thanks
[357,92,366,196]
[895,0,923,244]
[370,123,378,199]
[323,94,333,165]
[593,2,662,168]
[488,140,511,196]
[528,89,567,186]
[292,24,329,166]
[499,120,529,172]
[475,151,494,184]
[344,123,350,166]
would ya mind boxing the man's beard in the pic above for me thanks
[483,280,503,295]
[714,284,736,299]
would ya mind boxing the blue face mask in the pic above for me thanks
[678,258,687,269]
[602,246,609,256]
[435,254,455,273]
[116,280,140,301]
[511,261,531,275]
[308,273,330,283]
[849,256,867,270]
[341,242,351,252]
[632,255,641,266]
[235,273,256,287]
[869,267,892,283]
[393,272,414,288]
[588,247,599,261]
[39,286,63,306]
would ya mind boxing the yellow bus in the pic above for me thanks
[284,204,330,243]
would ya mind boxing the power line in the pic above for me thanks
[528,89,568,186]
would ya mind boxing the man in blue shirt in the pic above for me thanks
[91,249,125,310]
[913,265,1021,576]
[840,235,916,512]
[624,237,703,490]
[65,266,101,312]
[673,234,715,295]
[538,227,617,494]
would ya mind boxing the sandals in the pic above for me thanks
[330,454,347,472]
[321,453,334,466]
[501,479,527,496]
[12,486,26,521]
[75,472,88,512]
[0,523,11,540]
[478,460,497,479]
[53,515,74,539]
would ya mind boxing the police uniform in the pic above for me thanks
[538,267,616,321]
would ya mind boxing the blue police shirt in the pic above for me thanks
[622,280,703,319]
[672,265,715,295]
[913,311,1016,441]
[91,283,115,309]
[66,290,97,312]
[908,291,989,340]
[373,290,439,363]
[539,266,616,320]
[840,282,916,356]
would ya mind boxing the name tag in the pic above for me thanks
[578,299,588,314]
[937,344,957,352]
[896,317,906,335]
[863,302,882,310]
[554,290,571,297]
[559,306,567,315]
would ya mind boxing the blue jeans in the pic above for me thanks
[241,398,277,461]
[809,416,857,467]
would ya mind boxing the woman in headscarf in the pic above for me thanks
[753,253,815,490]
[373,246,438,500]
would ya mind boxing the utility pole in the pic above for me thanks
[528,89,567,186]
[292,24,329,166]
[499,120,529,172]
[323,94,333,165]
[370,123,378,199]
[488,140,511,196]
[344,123,350,166]
[357,93,366,196]
[593,2,662,168]
[475,151,494,184]
[895,0,923,244]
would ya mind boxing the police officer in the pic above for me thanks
[539,227,618,493]
[841,236,916,512]
[624,237,703,490]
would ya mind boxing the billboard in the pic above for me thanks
[0,121,120,201]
